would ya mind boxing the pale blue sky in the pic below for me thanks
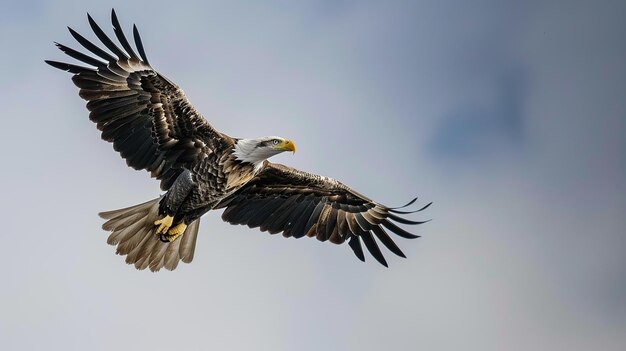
[1,1,625,350]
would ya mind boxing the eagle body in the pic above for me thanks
[47,10,430,271]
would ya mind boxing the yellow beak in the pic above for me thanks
[279,139,296,153]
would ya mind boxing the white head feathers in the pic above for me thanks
[233,136,296,171]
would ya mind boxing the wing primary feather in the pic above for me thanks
[380,219,420,239]
[348,236,365,262]
[72,76,118,90]
[388,213,430,225]
[354,213,373,231]
[94,69,129,83]
[417,201,434,212]
[133,24,150,65]
[106,61,131,78]
[360,231,388,267]
[111,9,140,60]
[77,70,124,85]
[45,60,95,74]
[366,207,386,220]
[345,212,359,236]
[87,13,129,60]
[67,26,116,62]
[371,226,406,258]
[54,42,106,67]
[389,201,433,214]
[388,197,418,210]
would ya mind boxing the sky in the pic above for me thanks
[1,0,625,350]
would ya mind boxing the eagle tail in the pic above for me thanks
[98,197,199,272]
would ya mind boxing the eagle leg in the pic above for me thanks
[154,215,174,234]
[154,169,195,241]
[160,169,195,214]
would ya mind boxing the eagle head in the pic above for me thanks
[233,136,296,168]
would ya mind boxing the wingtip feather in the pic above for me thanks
[133,24,150,65]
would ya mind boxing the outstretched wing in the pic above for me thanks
[46,10,233,190]
[216,162,431,267]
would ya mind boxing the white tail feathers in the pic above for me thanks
[99,197,200,272]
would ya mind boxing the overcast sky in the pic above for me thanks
[1,1,625,350]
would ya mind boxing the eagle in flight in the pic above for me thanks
[46,10,430,271]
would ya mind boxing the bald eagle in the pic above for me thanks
[46,10,430,271]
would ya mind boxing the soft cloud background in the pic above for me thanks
[1,0,625,350]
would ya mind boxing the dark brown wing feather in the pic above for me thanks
[216,162,430,267]
[46,9,233,190]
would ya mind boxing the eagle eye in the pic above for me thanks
[272,139,280,145]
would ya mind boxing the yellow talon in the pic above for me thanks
[168,222,187,236]
[159,223,187,242]
[154,215,174,234]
